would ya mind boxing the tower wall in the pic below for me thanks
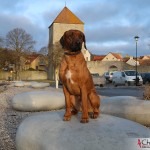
[48,23,84,80]
[50,23,84,45]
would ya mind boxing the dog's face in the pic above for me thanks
[60,30,87,52]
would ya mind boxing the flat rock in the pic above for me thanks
[31,82,50,88]
[12,91,65,111]
[101,96,150,126]
[23,82,32,86]
[14,81,25,87]
[16,111,150,150]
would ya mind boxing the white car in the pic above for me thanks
[104,71,114,82]
[91,73,106,87]
[112,70,143,86]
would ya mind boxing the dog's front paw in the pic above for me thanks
[80,118,89,123]
[91,110,100,119]
[63,117,71,121]
[63,114,71,121]
[92,112,99,119]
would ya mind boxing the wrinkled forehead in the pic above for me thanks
[65,30,83,37]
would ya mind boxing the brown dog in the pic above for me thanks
[59,29,100,123]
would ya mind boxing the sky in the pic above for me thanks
[0,0,150,57]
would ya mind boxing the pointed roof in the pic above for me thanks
[49,7,84,27]
[92,55,105,61]
[25,53,40,65]
[110,52,122,60]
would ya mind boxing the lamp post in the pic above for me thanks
[134,35,139,86]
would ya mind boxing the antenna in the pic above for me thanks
[65,1,66,7]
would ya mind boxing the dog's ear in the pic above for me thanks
[82,33,87,49]
[60,36,65,48]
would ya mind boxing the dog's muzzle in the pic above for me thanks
[71,41,82,52]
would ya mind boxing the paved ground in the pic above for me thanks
[0,85,64,150]
[96,86,144,98]
[0,83,146,150]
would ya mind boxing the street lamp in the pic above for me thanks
[134,35,139,86]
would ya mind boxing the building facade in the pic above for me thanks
[48,7,91,79]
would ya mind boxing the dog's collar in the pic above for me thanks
[64,51,81,56]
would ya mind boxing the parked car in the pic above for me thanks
[91,73,106,87]
[140,73,150,84]
[112,70,143,86]
[104,71,114,82]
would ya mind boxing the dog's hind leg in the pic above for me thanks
[80,86,89,123]
[89,90,100,119]
[70,95,79,115]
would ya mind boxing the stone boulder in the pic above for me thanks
[12,91,65,111]
[23,82,32,86]
[14,81,25,87]
[16,111,150,150]
[31,82,50,88]
[101,96,150,126]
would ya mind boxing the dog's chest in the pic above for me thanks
[65,69,75,84]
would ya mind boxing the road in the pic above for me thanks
[57,84,144,98]
[96,86,144,98]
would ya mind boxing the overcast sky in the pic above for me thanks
[0,0,150,56]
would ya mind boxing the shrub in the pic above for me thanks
[143,85,150,100]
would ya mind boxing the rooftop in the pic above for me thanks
[49,7,84,27]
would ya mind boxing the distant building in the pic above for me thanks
[123,56,139,66]
[48,6,91,80]
[139,55,150,60]
[24,54,48,71]
[48,7,84,45]
[92,52,122,61]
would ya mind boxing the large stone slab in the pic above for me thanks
[13,81,50,88]
[14,81,25,87]
[101,96,150,126]
[12,91,65,111]
[31,82,50,88]
[16,111,150,150]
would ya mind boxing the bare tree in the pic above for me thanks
[0,36,4,48]
[39,46,48,56]
[0,48,17,70]
[5,28,36,80]
[48,42,63,88]
[48,42,63,71]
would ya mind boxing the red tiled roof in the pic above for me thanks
[49,7,84,27]
[93,55,105,61]
[123,58,130,62]
[25,54,39,65]
[111,52,122,60]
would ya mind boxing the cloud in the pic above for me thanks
[0,13,48,50]
[0,0,20,10]
[0,0,150,56]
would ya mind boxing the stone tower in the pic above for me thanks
[48,7,89,80]
[49,6,84,45]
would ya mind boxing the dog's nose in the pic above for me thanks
[76,40,81,45]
